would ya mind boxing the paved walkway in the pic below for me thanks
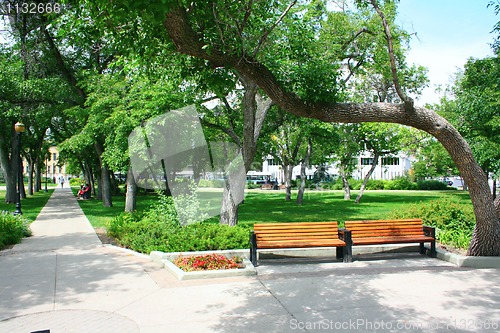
[1,188,500,332]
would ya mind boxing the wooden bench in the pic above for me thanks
[342,218,436,259]
[249,222,350,266]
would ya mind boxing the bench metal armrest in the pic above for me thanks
[338,229,352,263]
[423,225,435,238]
[249,231,257,266]
[338,229,352,243]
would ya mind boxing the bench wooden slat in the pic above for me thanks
[257,234,339,239]
[351,236,435,246]
[259,239,345,249]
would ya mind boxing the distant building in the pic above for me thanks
[259,152,414,184]
[22,146,71,184]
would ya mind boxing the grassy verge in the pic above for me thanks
[0,189,55,222]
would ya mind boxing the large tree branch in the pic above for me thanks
[369,0,413,110]
[200,119,242,147]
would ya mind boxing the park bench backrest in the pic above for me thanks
[344,218,425,238]
[253,222,340,248]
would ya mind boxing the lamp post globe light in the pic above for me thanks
[14,122,25,216]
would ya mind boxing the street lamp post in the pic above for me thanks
[14,122,25,216]
[44,158,48,192]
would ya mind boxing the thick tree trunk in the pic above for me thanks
[355,151,380,204]
[95,143,112,207]
[125,164,137,213]
[297,166,306,205]
[283,164,293,201]
[35,161,41,192]
[0,143,16,203]
[164,7,500,255]
[27,159,34,196]
[341,173,351,201]
[297,139,312,205]
[100,163,113,207]
[220,184,239,226]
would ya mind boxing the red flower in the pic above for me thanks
[174,254,244,272]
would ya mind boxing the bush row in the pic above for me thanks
[107,193,250,254]
[321,177,453,191]
[0,212,31,249]
[388,197,475,250]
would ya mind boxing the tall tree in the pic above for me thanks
[157,0,500,256]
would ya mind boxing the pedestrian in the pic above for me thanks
[59,176,64,188]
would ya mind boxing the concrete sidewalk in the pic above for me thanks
[1,188,500,332]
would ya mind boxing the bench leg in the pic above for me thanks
[343,245,352,263]
[250,232,257,266]
[430,241,437,258]
[419,242,426,255]
[336,246,343,260]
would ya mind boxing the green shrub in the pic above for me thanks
[0,212,31,248]
[246,183,261,189]
[384,176,418,190]
[167,223,251,252]
[330,178,346,190]
[107,192,250,254]
[70,177,83,186]
[364,180,386,190]
[416,180,452,190]
[387,197,475,249]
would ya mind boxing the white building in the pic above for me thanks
[258,152,414,184]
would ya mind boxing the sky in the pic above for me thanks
[396,0,499,106]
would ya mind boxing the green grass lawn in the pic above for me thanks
[0,189,55,222]
[238,190,472,226]
[73,187,472,229]
[70,187,159,228]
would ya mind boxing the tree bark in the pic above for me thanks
[220,184,239,227]
[283,164,293,201]
[27,158,34,196]
[163,6,500,256]
[125,164,137,213]
[94,142,112,207]
[341,172,351,201]
[355,151,380,204]
[35,160,41,192]
[297,139,312,205]
[0,138,16,203]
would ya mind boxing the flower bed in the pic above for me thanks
[174,253,244,272]
[150,250,256,280]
